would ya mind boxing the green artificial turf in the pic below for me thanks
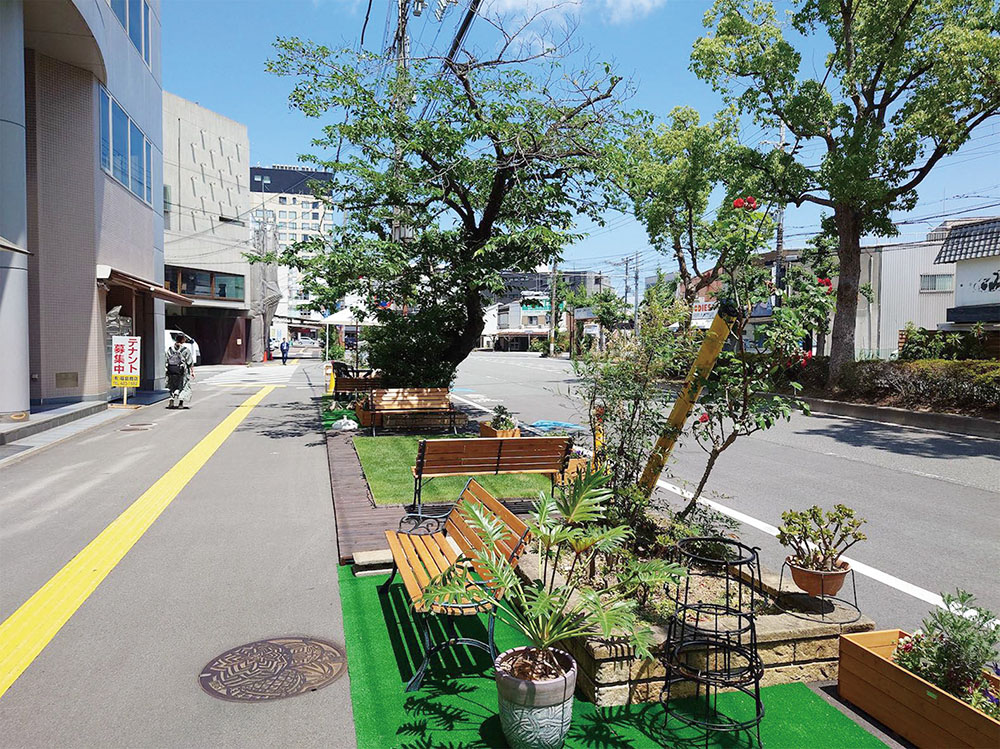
[339,566,888,749]
[353,435,553,505]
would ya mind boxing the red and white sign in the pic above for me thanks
[111,335,141,388]
[691,300,718,329]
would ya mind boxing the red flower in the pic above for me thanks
[745,196,757,210]
[698,413,710,423]
[732,198,745,209]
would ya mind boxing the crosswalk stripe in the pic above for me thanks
[201,365,300,386]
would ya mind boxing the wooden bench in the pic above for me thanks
[365,387,457,436]
[411,436,573,506]
[331,375,383,399]
[378,479,531,691]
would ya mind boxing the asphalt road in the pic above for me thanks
[454,351,1000,632]
[0,361,354,747]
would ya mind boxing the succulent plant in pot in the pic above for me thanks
[778,504,866,597]
[422,469,685,749]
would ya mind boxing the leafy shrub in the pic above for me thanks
[490,405,516,431]
[777,504,866,571]
[893,591,1000,716]
[899,322,991,361]
[362,309,460,387]
[838,359,1000,414]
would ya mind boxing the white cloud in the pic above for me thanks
[485,0,667,24]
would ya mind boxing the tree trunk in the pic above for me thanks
[442,284,486,368]
[828,205,863,386]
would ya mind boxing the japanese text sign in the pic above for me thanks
[111,335,141,388]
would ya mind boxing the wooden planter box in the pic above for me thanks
[558,456,593,485]
[839,630,1000,748]
[479,422,520,438]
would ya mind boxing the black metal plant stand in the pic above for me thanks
[775,560,862,625]
[661,537,765,748]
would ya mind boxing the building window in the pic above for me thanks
[107,0,151,67]
[312,212,319,220]
[99,88,110,170]
[101,86,152,206]
[278,233,286,240]
[920,274,954,292]
[278,196,287,204]
[292,197,298,204]
[288,211,297,219]
[167,266,245,301]
[111,100,129,184]
[278,210,287,218]
[277,222,286,229]
[129,120,144,198]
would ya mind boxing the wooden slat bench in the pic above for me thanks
[378,479,531,691]
[411,436,573,506]
[364,387,457,436]
[331,375,383,399]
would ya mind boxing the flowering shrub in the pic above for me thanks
[892,590,1000,718]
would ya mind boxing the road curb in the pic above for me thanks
[0,402,107,445]
[800,396,999,440]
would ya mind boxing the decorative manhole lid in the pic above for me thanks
[120,423,156,432]
[199,637,347,702]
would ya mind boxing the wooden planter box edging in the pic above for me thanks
[838,629,1000,749]
[479,422,520,438]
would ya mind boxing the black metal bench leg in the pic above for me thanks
[377,564,398,594]
[487,610,498,662]
[406,612,434,692]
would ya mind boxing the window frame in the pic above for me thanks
[166,265,246,301]
[99,85,152,206]
[106,0,152,68]
[919,274,954,293]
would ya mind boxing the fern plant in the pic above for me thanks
[421,468,685,677]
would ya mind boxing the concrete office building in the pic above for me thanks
[249,165,335,341]
[1,0,179,419]
[162,93,278,364]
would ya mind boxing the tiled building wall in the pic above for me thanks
[25,53,106,402]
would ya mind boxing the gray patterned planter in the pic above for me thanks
[495,647,577,749]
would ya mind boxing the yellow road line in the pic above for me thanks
[0,385,274,699]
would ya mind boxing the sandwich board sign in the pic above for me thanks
[111,335,141,402]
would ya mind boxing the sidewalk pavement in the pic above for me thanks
[0,361,355,747]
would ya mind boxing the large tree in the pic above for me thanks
[691,0,1000,382]
[258,18,625,383]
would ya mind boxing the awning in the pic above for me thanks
[97,264,192,306]
[0,234,31,255]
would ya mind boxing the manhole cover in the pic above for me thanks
[199,637,346,702]
[119,423,155,432]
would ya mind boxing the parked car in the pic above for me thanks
[164,329,202,365]
[297,337,319,347]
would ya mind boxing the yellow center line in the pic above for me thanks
[0,385,275,699]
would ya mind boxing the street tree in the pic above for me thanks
[623,106,739,315]
[257,16,626,384]
[691,0,1000,382]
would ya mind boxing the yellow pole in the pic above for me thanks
[637,309,735,497]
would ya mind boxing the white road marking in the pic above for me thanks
[201,365,300,386]
[450,390,950,611]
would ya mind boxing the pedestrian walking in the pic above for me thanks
[280,338,290,365]
[166,332,195,409]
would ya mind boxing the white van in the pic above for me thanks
[165,329,202,365]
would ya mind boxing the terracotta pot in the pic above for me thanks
[480,422,520,438]
[787,557,850,597]
[839,630,1000,748]
[495,647,577,749]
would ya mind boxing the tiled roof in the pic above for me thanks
[934,218,1000,264]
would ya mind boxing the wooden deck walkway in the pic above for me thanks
[326,434,404,565]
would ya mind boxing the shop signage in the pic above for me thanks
[111,335,141,388]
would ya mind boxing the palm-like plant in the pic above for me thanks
[422,468,686,678]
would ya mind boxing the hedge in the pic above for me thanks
[836,359,999,416]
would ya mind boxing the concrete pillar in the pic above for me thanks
[0,0,30,421]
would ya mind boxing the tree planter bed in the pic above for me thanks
[479,422,520,438]
[838,630,1000,749]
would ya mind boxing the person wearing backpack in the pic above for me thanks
[165,332,195,409]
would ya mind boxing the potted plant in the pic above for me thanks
[423,469,684,749]
[777,504,866,597]
[839,591,1000,747]
[480,405,520,438]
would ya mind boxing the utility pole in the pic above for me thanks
[623,255,630,309]
[633,249,640,335]
[548,259,558,357]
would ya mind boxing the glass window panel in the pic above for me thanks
[289,211,296,218]
[111,0,126,27]
[180,269,212,296]
[278,196,287,204]
[278,210,286,218]
[142,1,150,64]
[214,274,245,300]
[312,201,319,209]
[111,100,128,184]
[289,222,297,229]
[99,88,110,171]
[312,212,319,220]
[144,140,152,202]
[129,121,144,196]
[128,0,142,50]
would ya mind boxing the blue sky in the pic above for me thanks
[163,0,1000,289]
